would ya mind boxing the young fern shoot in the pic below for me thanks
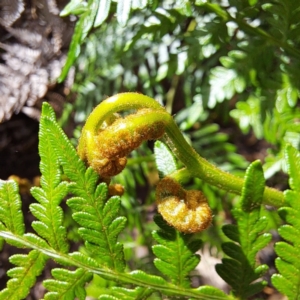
[0,92,293,300]
[78,92,285,233]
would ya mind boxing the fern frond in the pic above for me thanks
[271,144,300,298]
[41,102,126,271]
[0,229,231,299]
[0,250,47,300]
[216,160,271,298]
[116,0,132,26]
[152,215,202,288]
[29,103,69,253]
[262,0,300,45]
[94,0,112,27]
[43,268,92,300]
[58,0,150,81]
[0,180,25,236]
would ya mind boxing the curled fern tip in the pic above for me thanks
[156,177,212,233]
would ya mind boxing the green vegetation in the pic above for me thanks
[1,0,300,299]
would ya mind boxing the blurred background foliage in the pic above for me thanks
[58,0,300,293]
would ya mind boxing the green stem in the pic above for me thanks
[0,231,227,300]
[84,92,165,132]
[126,155,154,166]
[79,93,285,207]
[163,114,284,207]
[78,93,165,161]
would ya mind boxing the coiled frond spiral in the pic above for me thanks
[156,177,212,233]
[77,92,285,233]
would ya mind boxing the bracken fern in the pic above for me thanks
[0,99,300,299]
[0,102,230,299]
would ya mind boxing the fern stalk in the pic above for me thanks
[0,230,230,299]
[78,92,284,207]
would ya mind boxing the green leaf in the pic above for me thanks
[41,105,89,188]
[221,242,244,262]
[24,233,52,249]
[154,141,178,177]
[193,285,230,299]
[0,250,47,300]
[240,160,265,211]
[272,273,300,300]
[216,160,271,298]
[285,144,300,191]
[117,0,132,26]
[278,224,300,245]
[41,104,126,271]
[273,257,300,299]
[69,252,99,269]
[273,145,300,298]
[230,96,263,139]
[29,103,69,253]
[69,189,126,270]
[59,0,100,82]
[43,268,92,300]
[279,191,300,229]
[208,67,244,108]
[60,0,88,16]
[216,258,242,287]
[58,16,84,82]
[94,0,112,27]
[0,180,25,235]
[222,224,240,243]
[152,215,202,288]
[129,270,167,286]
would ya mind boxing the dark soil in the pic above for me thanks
[0,114,40,180]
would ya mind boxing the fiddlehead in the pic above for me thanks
[79,107,168,177]
[77,92,285,233]
[156,177,212,233]
[96,109,165,159]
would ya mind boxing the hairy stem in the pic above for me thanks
[78,93,165,162]
[163,119,284,207]
[79,93,285,207]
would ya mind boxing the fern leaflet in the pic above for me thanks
[216,160,271,298]
[41,103,126,271]
[272,144,300,298]
[154,141,178,178]
[43,268,92,300]
[0,180,24,236]
[152,215,202,288]
[30,103,69,253]
[0,250,47,300]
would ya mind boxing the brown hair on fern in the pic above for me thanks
[96,109,165,159]
[156,177,212,233]
[86,109,166,177]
